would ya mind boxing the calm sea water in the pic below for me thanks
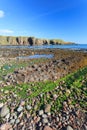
[0,44,87,50]
[0,44,87,59]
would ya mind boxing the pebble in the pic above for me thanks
[0,102,4,108]
[36,116,40,122]
[10,119,15,124]
[45,104,51,113]
[83,124,87,130]
[26,105,32,110]
[0,123,12,130]
[53,94,58,100]
[47,112,51,116]
[15,119,20,124]
[56,117,59,122]
[63,101,68,107]
[43,118,48,124]
[0,80,3,83]
[20,100,25,106]
[4,90,9,94]
[39,122,42,126]
[11,113,17,120]
[42,114,48,118]
[17,106,23,112]
[5,113,10,120]
[44,126,53,130]
[39,110,44,115]
[67,125,74,130]
[0,105,10,117]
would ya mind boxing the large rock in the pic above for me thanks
[0,105,10,117]
[0,123,12,130]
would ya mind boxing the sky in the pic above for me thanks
[0,0,87,44]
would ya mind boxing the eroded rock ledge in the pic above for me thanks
[0,35,74,45]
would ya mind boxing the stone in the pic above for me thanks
[10,119,15,124]
[44,126,53,130]
[0,123,12,130]
[43,118,48,124]
[56,117,59,122]
[4,90,9,94]
[39,110,44,115]
[47,112,51,116]
[83,124,87,130]
[15,119,20,124]
[63,101,68,107]
[5,113,10,120]
[11,113,17,119]
[0,105,10,117]
[36,116,40,122]
[17,106,23,112]
[0,102,4,108]
[53,94,58,100]
[67,126,74,130]
[42,114,47,118]
[26,105,32,110]
[45,104,51,113]
[20,100,25,106]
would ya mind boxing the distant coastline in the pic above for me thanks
[0,35,75,45]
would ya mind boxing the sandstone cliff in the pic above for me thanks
[0,36,74,45]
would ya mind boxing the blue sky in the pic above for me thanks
[0,0,87,43]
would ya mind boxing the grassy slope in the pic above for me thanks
[0,65,87,113]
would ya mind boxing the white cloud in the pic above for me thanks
[0,10,4,18]
[0,29,14,34]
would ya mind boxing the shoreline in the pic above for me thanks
[0,47,87,130]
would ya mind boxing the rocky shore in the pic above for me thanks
[0,48,87,130]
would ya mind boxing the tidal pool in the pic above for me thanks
[17,54,54,59]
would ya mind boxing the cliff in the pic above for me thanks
[0,36,74,45]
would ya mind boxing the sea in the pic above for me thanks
[0,44,87,51]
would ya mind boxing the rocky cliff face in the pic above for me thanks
[0,36,74,45]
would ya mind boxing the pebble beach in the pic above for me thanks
[0,48,87,130]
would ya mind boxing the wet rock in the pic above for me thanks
[0,105,10,117]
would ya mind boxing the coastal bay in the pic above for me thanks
[0,46,87,130]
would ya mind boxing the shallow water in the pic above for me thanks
[17,54,54,59]
[0,44,87,50]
